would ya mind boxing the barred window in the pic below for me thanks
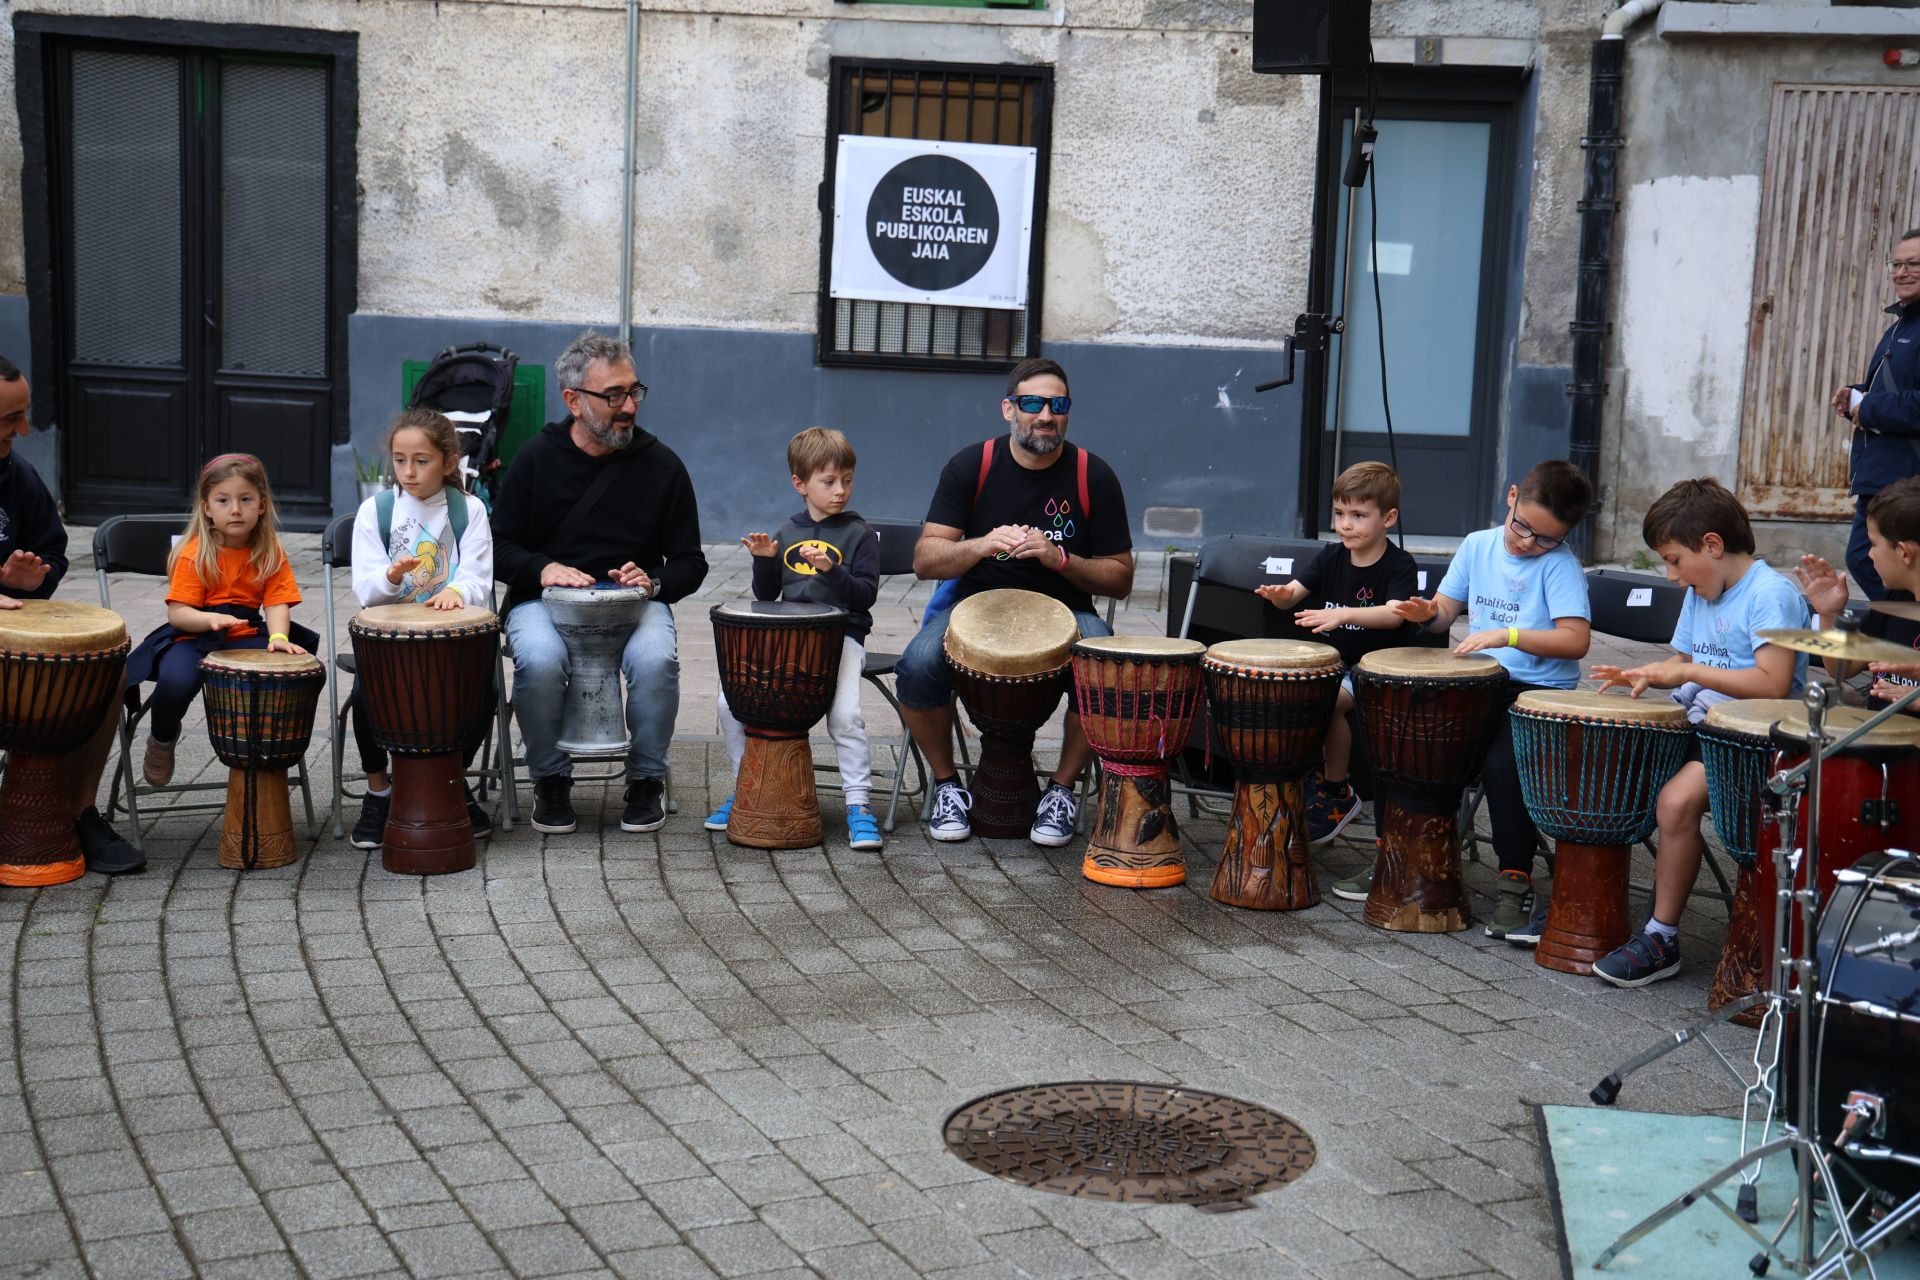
[819,59,1052,370]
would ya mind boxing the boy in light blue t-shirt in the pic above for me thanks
[1590,478,1808,989]
[1390,461,1595,944]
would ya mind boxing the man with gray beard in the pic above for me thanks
[493,332,708,835]
[892,357,1135,847]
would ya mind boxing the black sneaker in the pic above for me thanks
[465,785,492,840]
[351,792,390,850]
[1594,930,1681,988]
[531,777,577,834]
[76,807,144,876]
[621,777,666,834]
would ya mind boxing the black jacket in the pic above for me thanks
[0,453,68,599]
[492,419,708,613]
[748,510,881,643]
[1851,296,1920,495]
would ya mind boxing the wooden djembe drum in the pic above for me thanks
[200,649,325,870]
[943,590,1077,839]
[1353,647,1508,933]
[710,601,847,850]
[1070,635,1207,888]
[1202,639,1345,911]
[1509,690,1693,973]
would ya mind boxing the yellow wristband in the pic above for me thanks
[269,632,289,644]
[1507,626,1520,649]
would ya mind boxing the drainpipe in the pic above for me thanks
[1567,0,1663,561]
[619,0,640,346]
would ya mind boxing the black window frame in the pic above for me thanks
[816,57,1053,373]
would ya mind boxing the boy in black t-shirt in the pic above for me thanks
[1255,462,1417,857]
[1794,474,1920,709]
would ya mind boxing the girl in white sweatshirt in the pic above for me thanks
[347,408,496,848]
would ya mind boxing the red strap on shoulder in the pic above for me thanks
[1076,447,1089,518]
[974,438,995,507]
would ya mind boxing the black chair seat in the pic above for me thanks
[863,651,900,677]
[335,652,357,675]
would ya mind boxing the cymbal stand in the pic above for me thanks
[1594,679,1917,1275]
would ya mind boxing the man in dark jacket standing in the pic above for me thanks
[494,333,708,834]
[1833,229,1920,599]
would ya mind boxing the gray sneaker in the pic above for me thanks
[1329,868,1374,901]
[1485,871,1535,940]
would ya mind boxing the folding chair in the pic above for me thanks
[95,514,317,851]
[319,513,519,839]
[813,518,927,832]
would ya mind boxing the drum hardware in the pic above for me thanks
[1757,626,1917,666]
[1836,1094,1888,1147]
[1867,599,1920,623]
[1845,925,1920,960]
[1593,677,1920,1275]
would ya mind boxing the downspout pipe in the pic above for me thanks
[1567,0,1663,562]
[619,0,639,347]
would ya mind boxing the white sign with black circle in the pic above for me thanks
[829,135,1036,310]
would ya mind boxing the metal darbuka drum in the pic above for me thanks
[1700,698,1796,1023]
[710,601,847,849]
[543,584,648,755]
[1201,639,1345,911]
[1354,648,1508,933]
[0,602,129,887]
[1070,635,1207,889]
[349,603,499,875]
[200,650,325,871]
[943,590,1078,839]
[1510,690,1693,974]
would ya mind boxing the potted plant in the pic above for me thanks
[354,448,390,503]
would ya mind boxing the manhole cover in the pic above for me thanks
[942,1081,1316,1210]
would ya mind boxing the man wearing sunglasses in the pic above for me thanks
[1830,229,1920,600]
[892,357,1136,848]
[493,331,709,836]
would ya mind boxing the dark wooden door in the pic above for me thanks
[51,43,334,524]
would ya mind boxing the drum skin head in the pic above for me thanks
[711,601,847,622]
[0,600,128,652]
[352,603,497,632]
[1073,635,1206,661]
[1356,646,1501,679]
[1767,702,1920,749]
[945,590,1076,676]
[1514,689,1688,724]
[542,584,649,606]
[1704,697,1805,741]
[1203,638,1341,672]
[201,649,323,676]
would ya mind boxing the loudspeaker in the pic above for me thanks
[1251,0,1371,75]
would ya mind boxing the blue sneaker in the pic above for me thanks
[704,795,734,832]
[847,805,884,851]
[1594,930,1681,988]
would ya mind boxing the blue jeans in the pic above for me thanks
[504,599,678,782]
[894,602,1112,710]
[1849,495,1887,601]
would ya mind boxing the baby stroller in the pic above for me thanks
[408,342,518,505]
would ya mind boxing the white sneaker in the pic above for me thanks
[926,781,973,842]
[1029,783,1078,848]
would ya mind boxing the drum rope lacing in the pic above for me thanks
[1510,711,1692,845]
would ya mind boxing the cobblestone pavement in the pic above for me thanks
[0,533,1763,1279]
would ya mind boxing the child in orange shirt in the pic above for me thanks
[124,454,314,785]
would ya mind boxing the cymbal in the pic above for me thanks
[1757,627,1917,664]
[1869,598,1920,623]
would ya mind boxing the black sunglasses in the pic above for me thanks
[1007,395,1071,415]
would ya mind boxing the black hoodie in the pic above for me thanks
[0,453,68,599]
[493,417,708,613]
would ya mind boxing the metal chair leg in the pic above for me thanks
[331,699,350,839]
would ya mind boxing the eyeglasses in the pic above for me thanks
[1889,259,1920,275]
[574,383,648,408]
[1007,395,1071,415]
[1508,513,1565,551]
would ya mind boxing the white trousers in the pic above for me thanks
[717,636,871,806]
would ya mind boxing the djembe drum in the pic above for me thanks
[544,584,648,754]
[200,650,325,870]
[1070,636,1207,888]
[349,603,500,875]
[1202,639,1345,911]
[710,601,847,850]
[0,602,129,887]
[1509,690,1692,974]
[1354,648,1508,932]
[944,590,1078,839]
[1705,700,1920,1015]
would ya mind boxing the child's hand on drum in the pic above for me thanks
[795,544,834,572]
[0,550,48,591]
[1389,596,1437,623]
[267,636,308,656]
[386,555,422,586]
[425,588,465,611]
[1869,660,1920,683]
[741,533,778,557]
[1454,629,1509,655]
[1791,554,1850,617]
[1293,605,1346,633]
[1870,678,1918,707]
[1253,583,1292,608]
[0,592,20,611]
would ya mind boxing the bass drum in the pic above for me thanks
[1792,850,1920,1203]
